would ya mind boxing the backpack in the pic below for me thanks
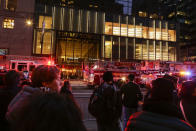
[88,83,122,123]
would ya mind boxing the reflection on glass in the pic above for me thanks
[105,41,112,58]
[135,42,142,60]
[39,16,52,29]
[105,22,176,42]
[162,42,168,61]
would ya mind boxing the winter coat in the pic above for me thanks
[125,111,194,131]
[0,86,21,130]
[181,97,196,129]
[6,86,40,124]
[121,81,143,108]
[125,98,194,131]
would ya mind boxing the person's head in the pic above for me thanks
[163,74,178,88]
[151,78,175,102]
[60,80,71,93]
[13,92,86,131]
[5,70,20,88]
[128,74,135,82]
[103,71,113,84]
[179,80,196,99]
[31,65,62,92]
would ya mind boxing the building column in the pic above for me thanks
[101,36,105,60]
[147,40,149,60]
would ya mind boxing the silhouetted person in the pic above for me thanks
[89,71,122,131]
[0,70,21,131]
[0,70,20,130]
[120,74,142,129]
[12,92,86,131]
[179,80,196,129]
[6,65,63,124]
[125,78,194,131]
[60,80,73,100]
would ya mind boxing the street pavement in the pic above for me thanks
[71,79,97,131]
[71,80,148,131]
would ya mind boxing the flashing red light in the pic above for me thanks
[47,60,54,66]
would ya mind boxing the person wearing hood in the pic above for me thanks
[125,78,195,131]
[6,65,63,124]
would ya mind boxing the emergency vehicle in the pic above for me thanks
[83,61,140,88]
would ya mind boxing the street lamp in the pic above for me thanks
[25,19,33,26]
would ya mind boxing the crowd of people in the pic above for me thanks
[0,65,196,131]
[88,71,196,131]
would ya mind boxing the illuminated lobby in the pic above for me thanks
[33,7,177,67]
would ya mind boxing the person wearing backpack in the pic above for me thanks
[88,71,122,131]
[120,74,142,129]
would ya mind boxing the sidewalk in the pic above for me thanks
[70,80,88,89]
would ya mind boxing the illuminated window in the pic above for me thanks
[139,11,147,17]
[168,12,175,18]
[185,20,191,25]
[149,14,158,19]
[68,1,74,4]
[39,16,52,29]
[105,41,112,58]
[35,31,52,54]
[177,11,186,16]
[3,18,14,29]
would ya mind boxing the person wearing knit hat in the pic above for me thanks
[125,78,195,131]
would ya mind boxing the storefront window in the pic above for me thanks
[135,39,142,60]
[149,40,155,60]
[168,44,175,61]
[156,41,161,60]
[162,42,168,61]
[142,41,148,60]
[105,36,112,59]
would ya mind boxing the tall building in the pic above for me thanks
[132,0,196,61]
[116,0,132,15]
[0,0,177,76]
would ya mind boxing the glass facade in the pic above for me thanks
[33,6,177,63]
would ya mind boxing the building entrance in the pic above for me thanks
[56,32,100,79]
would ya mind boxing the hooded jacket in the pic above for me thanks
[6,86,41,124]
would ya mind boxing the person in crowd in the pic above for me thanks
[60,80,73,99]
[163,74,180,107]
[6,65,63,124]
[179,80,196,129]
[120,74,143,129]
[12,92,86,131]
[125,78,195,131]
[0,70,21,131]
[88,71,122,131]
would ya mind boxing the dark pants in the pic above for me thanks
[97,121,121,131]
[123,106,137,129]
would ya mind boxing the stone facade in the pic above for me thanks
[0,0,35,56]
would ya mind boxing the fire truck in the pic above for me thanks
[83,61,140,88]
